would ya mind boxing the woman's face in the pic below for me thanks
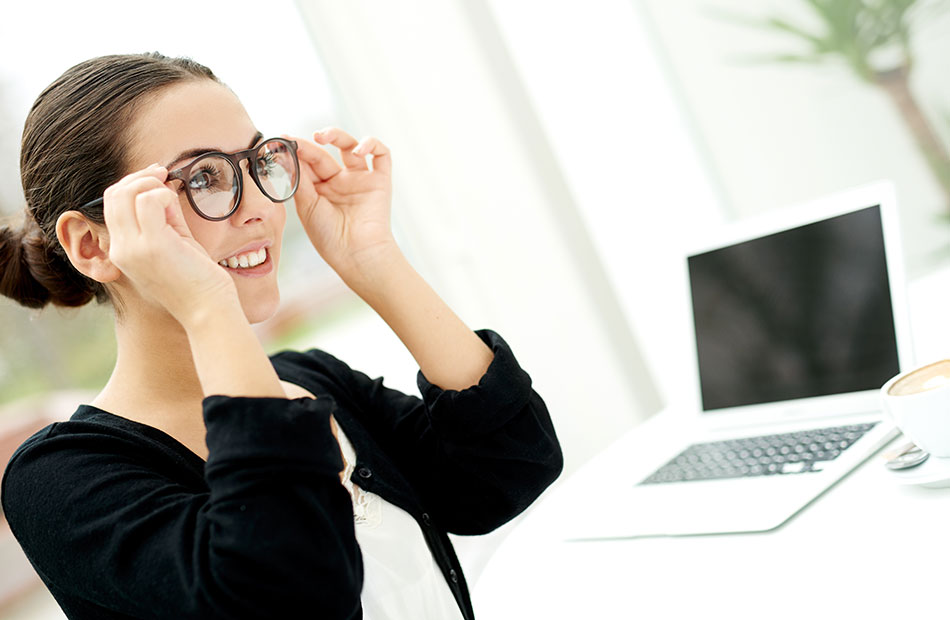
[124,80,286,324]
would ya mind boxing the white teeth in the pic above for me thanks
[221,247,268,269]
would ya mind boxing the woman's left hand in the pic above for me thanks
[288,128,395,278]
[289,130,494,391]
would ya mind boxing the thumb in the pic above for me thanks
[164,198,195,240]
[296,166,337,223]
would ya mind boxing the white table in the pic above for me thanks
[473,407,950,619]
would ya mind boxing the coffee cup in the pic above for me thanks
[881,360,950,458]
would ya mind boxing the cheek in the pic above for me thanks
[270,203,288,254]
[274,202,287,231]
[180,205,222,253]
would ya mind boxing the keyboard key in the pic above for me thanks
[638,422,878,485]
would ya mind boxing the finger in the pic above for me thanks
[287,134,343,182]
[103,186,138,237]
[352,137,391,176]
[103,175,167,235]
[113,163,168,190]
[114,176,167,217]
[106,166,167,214]
[134,186,177,234]
[163,194,194,240]
[293,161,325,215]
[117,175,167,198]
[313,127,364,170]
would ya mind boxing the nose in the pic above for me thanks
[232,164,272,226]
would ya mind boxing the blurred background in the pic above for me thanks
[1,0,949,616]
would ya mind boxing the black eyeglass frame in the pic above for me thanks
[79,137,300,222]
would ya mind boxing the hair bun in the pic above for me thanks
[0,216,95,309]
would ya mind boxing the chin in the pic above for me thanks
[240,291,281,325]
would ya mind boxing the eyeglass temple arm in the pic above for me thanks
[79,197,105,210]
[79,174,183,211]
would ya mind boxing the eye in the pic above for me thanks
[256,151,280,177]
[188,165,220,191]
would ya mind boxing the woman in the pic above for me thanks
[0,52,562,619]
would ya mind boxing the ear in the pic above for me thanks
[55,211,121,283]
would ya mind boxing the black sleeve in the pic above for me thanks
[308,329,564,535]
[1,396,362,619]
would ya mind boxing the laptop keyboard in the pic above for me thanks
[639,422,879,485]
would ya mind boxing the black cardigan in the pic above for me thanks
[1,330,563,619]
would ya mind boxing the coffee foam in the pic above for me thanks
[887,360,950,396]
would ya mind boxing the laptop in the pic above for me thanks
[570,181,914,539]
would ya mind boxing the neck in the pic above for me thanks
[116,308,205,403]
[92,303,209,456]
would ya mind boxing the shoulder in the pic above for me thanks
[4,407,198,469]
[270,347,368,395]
[2,422,57,489]
[269,348,421,424]
[3,414,118,483]
[2,407,204,532]
[270,347,350,375]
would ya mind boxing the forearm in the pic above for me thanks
[342,243,493,391]
[183,305,285,398]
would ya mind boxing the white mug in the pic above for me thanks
[881,360,950,458]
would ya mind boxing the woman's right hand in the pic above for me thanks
[103,164,239,326]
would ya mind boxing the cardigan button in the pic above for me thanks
[357,466,372,479]
[449,569,458,584]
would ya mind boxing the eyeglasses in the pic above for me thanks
[80,137,300,221]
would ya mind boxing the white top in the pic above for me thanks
[336,427,466,620]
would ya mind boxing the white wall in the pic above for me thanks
[0,0,334,214]
[293,0,665,476]
[484,0,726,415]
[641,0,950,277]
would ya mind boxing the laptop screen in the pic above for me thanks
[688,205,901,412]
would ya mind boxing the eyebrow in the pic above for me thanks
[165,131,264,169]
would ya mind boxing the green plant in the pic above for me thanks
[722,0,950,208]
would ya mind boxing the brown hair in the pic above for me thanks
[0,52,219,309]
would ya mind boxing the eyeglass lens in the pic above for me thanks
[256,140,297,201]
[186,139,298,219]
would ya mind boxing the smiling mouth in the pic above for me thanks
[219,247,267,269]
